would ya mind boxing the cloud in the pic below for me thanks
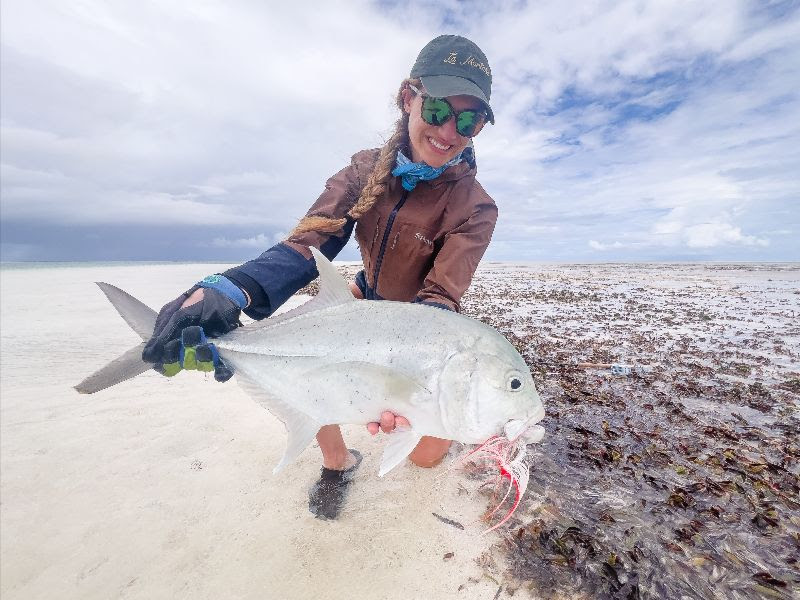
[212,232,286,248]
[683,223,769,248]
[1,0,798,261]
[589,240,625,251]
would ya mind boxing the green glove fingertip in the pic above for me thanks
[195,344,216,373]
[182,346,198,370]
[161,362,182,377]
[160,339,183,377]
[180,326,207,371]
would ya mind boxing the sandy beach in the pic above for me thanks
[0,263,502,600]
[1,262,798,599]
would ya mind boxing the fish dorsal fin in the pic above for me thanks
[243,246,356,331]
[379,428,423,476]
[309,246,356,307]
[96,282,158,341]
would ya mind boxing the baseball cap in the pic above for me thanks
[410,34,494,123]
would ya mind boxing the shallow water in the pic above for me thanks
[462,262,799,599]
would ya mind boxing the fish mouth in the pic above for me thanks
[504,406,547,444]
[522,424,545,444]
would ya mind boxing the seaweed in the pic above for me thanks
[462,263,800,599]
[432,512,465,530]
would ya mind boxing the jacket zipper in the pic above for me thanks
[372,189,409,295]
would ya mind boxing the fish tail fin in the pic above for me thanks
[74,282,159,394]
[95,282,158,341]
[74,343,153,394]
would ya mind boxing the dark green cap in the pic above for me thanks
[410,34,494,123]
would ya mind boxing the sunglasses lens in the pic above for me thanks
[456,111,482,137]
[419,92,487,137]
[422,97,452,126]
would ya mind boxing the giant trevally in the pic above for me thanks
[75,247,546,487]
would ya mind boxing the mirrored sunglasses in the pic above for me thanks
[408,84,488,138]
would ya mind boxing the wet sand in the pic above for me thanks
[1,262,798,599]
[0,264,498,600]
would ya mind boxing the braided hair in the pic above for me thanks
[289,78,418,237]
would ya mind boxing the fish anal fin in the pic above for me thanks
[273,417,320,474]
[379,428,423,476]
[234,371,321,473]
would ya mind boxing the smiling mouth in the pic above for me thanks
[427,136,452,152]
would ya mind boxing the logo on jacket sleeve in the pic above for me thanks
[415,232,434,247]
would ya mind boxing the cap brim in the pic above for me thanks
[420,75,495,124]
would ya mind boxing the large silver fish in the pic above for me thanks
[76,247,546,477]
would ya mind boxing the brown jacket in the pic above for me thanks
[283,149,497,312]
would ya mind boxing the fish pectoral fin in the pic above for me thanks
[379,427,423,477]
[234,371,321,473]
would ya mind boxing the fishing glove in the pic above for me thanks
[142,275,247,382]
[159,326,231,379]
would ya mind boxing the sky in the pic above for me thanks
[1,0,798,262]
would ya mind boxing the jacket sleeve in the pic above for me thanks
[413,196,497,312]
[224,152,373,320]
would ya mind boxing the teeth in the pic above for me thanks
[428,137,450,151]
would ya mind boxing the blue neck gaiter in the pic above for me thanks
[391,150,463,191]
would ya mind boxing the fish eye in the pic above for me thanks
[508,377,523,391]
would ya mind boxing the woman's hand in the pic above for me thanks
[182,287,205,307]
[142,277,245,382]
[367,410,411,435]
[367,411,452,468]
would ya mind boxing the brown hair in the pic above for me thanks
[289,78,419,237]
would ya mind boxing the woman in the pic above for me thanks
[143,34,498,520]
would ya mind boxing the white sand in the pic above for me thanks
[0,264,506,600]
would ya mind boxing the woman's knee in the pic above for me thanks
[409,436,452,468]
[349,282,364,299]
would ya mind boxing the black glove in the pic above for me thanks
[142,283,243,382]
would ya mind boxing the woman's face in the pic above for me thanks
[402,87,484,168]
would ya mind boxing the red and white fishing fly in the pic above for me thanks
[461,434,532,533]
